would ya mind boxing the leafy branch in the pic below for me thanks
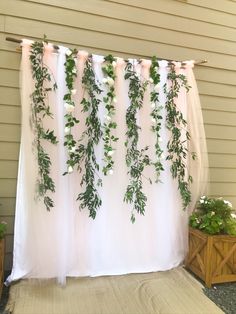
[30,39,58,211]
[149,56,164,182]
[124,60,151,223]
[75,56,103,219]
[164,65,195,209]
[63,48,79,174]
[102,54,119,175]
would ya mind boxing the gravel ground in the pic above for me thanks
[0,285,9,314]
[204,283,236,314]
[1,272,235,314]
[185,268,236,314]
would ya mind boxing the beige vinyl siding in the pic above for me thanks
[0,0,236,270]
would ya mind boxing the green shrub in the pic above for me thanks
[189,196,236,235]
[0,221,7,239]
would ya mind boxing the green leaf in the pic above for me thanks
[164,66,194,209]
[124,61,153,219]
[30,39,58,211]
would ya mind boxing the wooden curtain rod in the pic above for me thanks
[6,37,207,65]
[6,36,60,50]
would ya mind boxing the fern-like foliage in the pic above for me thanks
[164,65,195,209]
[30,39,58,211]
[124,61,151,223]
[75,56,103,219]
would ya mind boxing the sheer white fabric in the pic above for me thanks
[184,61,209,213]
[8,40,208,283]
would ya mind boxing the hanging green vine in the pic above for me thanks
[164,65,195,209]
[102,54,118,175]
[124,60,151,223]
[63,48,79,174]
[30,39,58,211]
[75,55,103,219]
[149,56,164,182]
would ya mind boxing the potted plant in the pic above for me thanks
[185,196,236,287]
[0,221,7,299]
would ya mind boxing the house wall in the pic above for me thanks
[0,0,236,270]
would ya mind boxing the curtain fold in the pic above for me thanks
[7,41,208,284]
[185,61,209,213]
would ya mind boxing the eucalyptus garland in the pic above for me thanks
[124,61,151,223]
[63,48,79,174]
[28,33,198,221]
[30,39,58,211]
[164,65,195,209]
[149,56,164,182]
[102,54,118,175]
[75,55,103,219]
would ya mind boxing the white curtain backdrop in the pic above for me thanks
[8,39,208,284]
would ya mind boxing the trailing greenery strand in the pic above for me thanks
[30,39,58,211]
[102,54,119,175]
[75,55,103,219]
[149,56,164,182]
[124,61,151,223]
[164,65,195,209]
[63,48,79,174]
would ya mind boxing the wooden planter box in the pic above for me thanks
[0,238,4,299]
[185,227,236,287]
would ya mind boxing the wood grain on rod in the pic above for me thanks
[5,36,207,65]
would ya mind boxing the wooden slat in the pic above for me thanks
[0,15,4,32]
[207,139,236,155]
[200,95,236,113]
[0,124,21,142]
[0,86,20,106]
[210,183,236,195]
[2,1,236,57]
[203,110,236,127]
[0,50,21,70]
[105,0,236,28]
[213,243,236,277]
[209,153,236,168]
[0,69,19,88]
[195,67,236,86]
[0,179,17,198]
[212,274,236,284]
[210,168,236,183]
[205,125,236,141]
[8,0,236,43]
[198,81,236,98]
[189,0,236,15]
[0,198,16,215]
[0,105,21,124]
[0,142,20,160]
[0,160,18,179]
[213,242,236,275]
